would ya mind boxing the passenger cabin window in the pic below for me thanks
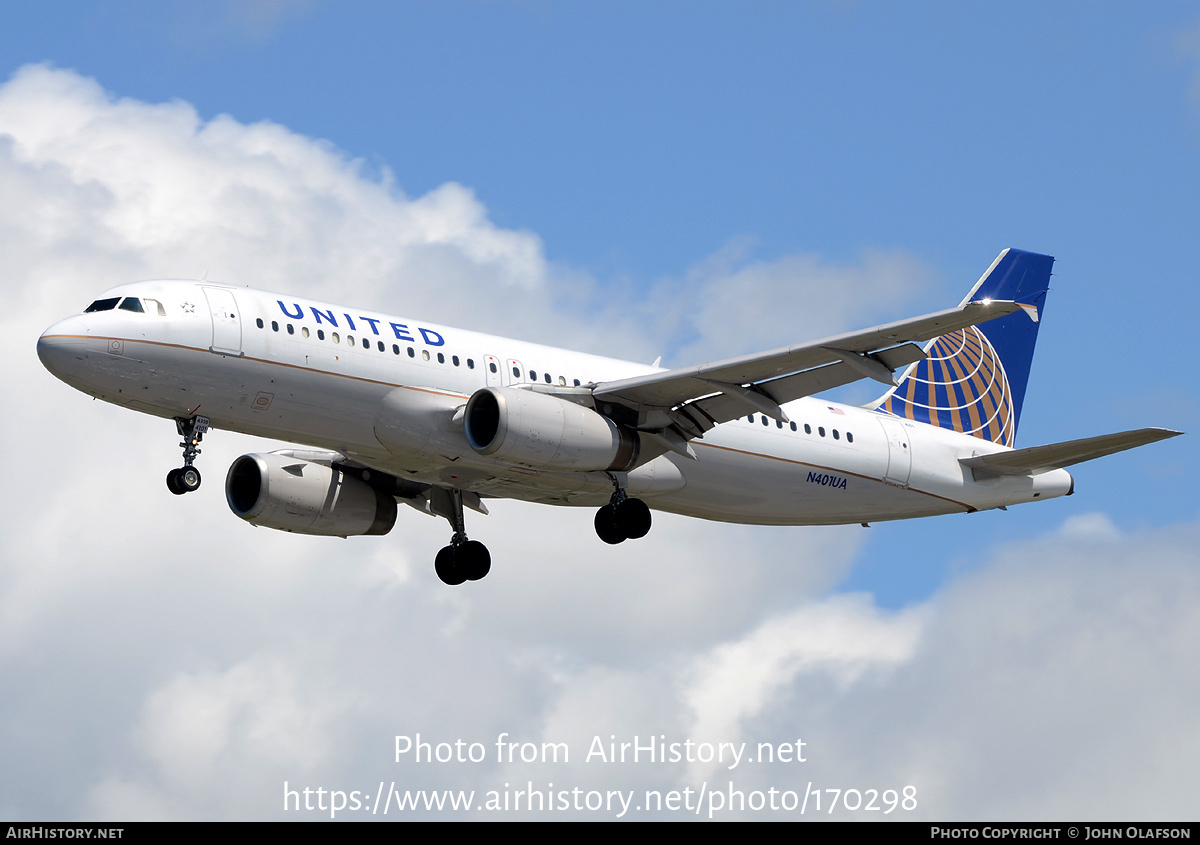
[118,297,144,313]
[84,298,120,313]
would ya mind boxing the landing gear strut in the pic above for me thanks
[166,416,209,496]
[594,482,652,545]
[430,487,491,585]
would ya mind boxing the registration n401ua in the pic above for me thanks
[37,249,1179,585]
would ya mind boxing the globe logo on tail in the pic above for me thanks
[878,325,1015,446]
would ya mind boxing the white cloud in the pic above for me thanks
[86,656,338,819]
[0,64,550,329]
[684,594,924,747]
[656,242,937,365]
[1057,511,1121,542]
[0,62,930,360]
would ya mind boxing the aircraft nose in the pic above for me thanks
[37,318,88,382]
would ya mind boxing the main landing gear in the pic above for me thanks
[430,487,491,586]
[594,484,652,545]
[166,415,209,496]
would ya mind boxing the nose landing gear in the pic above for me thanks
[166,416,209,496]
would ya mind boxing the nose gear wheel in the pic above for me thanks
[166,465,202,495]
[165,416,209,495]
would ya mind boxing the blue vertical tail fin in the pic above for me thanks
[874,248,1053,447]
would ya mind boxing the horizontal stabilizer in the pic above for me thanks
[960,428,1182,477]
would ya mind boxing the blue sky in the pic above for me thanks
[8,2,1197,275]
[2,1,1198,821]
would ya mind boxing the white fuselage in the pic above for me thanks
[37,280,1073,525]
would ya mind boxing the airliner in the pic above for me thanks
[36,249,1179,585]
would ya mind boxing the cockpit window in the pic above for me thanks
[84,297,120,313]
[143,298,167,316]
[118,297,144,313]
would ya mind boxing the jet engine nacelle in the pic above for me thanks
[463,387,639,472]
[225,452,397,537]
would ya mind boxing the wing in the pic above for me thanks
[586,299,1024,453]
[959,428,1183,478]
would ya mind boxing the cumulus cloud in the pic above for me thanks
[0,64,550,333]
[57,517,1198,821]
[684,595,924,747]
[852,522,1200,822]
[651,240,937,366]
[0,64,1194,821]
[86,656,336,819]
[0,62,929,358]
